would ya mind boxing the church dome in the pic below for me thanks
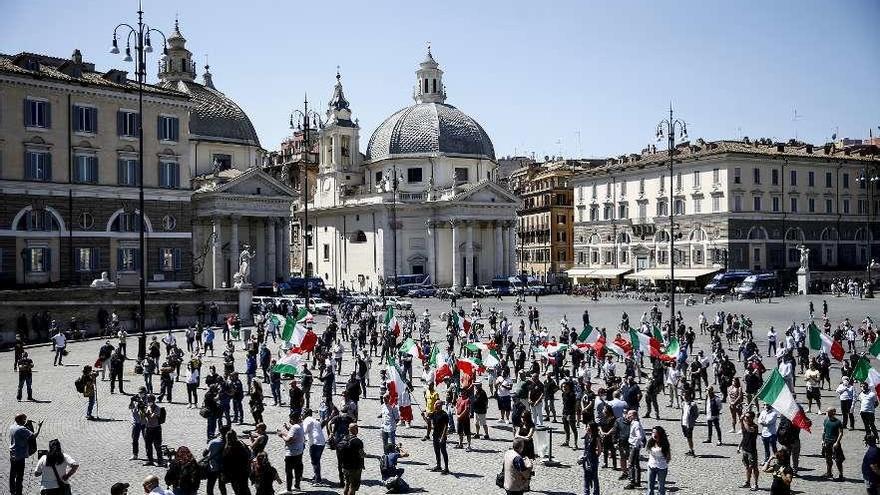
[167,79,261,147]
[366,102,494,163]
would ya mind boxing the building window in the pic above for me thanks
[158,161,180,188]
[591,251,599,264]
[72,105,97,133]
[843,173,850,188]
[638,203,647,219]
[712,196,721,212]
[117,247,140,272]
[713,168,720,184]
[618,203,628,219]
[733,168,741,184]
[374,171,383,186]
[620,250,628,264]
[771,169,779,186]
[790,197,798,213]
[351,230,367,243]
[843,199,850,214]
[212,154,231,172]
[753,168,761,184]
[657,201,668,217]
[603,205,613,220]
[25,247,51,273]
[753,196,762,211]
[160,247,182,271]
[589,206,599,221]
[25,151,52,181]
[825,199,833,214]
[693,170,700,187]
[808,171,815,187]
[591,184,597,199]
[117,110,139,137]
[406,167,423,183]
[658,250,668,264]
[18,209,59,231]
[790,170,797,186]
[75,247,99,272]
[73,154,98,184]
[659,174,665,192]
[24,99,51,128]
[117,158,140,186]
[454,167,469,182]
[639,178,645,194]
[808,198,816,213]
[674,199,685,215]
[620,181,627,195]
[158,115,180,142]
[694,198,702,213]
[322,244,330,261]
[112,212,140,232]
[772,196,780,212]
[858,199,868,215]
[825,172,833,188]
[676,173,682,191]
[734,195,742,212]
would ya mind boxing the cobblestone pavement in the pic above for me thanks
[1,293,877,495]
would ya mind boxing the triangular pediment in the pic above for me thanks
[449,180,520,205]
[214,168,296,197]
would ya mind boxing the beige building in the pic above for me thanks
[0,49,193,288]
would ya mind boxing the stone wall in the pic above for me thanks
[0,287,240,347]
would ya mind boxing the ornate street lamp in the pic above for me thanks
[109,0,167,360]
[290,98,323,310]
[655,105,688,327]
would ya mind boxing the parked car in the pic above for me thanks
[385,296,413,310]
[436,288,458,300]
[407,286,437,298]
[308,297,332,314]
[474,285,498,297]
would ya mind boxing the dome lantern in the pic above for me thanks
[413,43,445,104]
[158,18,195,83]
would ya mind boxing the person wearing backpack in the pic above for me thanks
[77,365,99,420]
[141,394,165,466]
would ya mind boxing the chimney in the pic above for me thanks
[806,144,813,154]
[776,143,784,152]
[72,49,82,65]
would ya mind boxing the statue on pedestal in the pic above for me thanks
[233,244,255,289]
[90,271,116,288]
[798,245,810,271]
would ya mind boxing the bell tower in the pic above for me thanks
[315,69,362,208]
[158,19,196,83]
[413,44,445,104]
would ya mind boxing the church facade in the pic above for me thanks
[302,49,519,291]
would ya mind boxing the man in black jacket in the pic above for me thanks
[472,382,490,439]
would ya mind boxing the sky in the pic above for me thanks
[2,0,879,160]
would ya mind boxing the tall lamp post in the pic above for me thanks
[655,106,688,327]
[109,0,167,360]
[290,97,323,310]
[857,166,879,297]
[385,165,404,294]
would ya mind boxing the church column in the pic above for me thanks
[451,220,460,291]
[465,221,474,288]
[281,218,290,278]
[501,222,510,277]
[507,221,517,276]
[253,218,265,284]
[266,218,277,283]
[229,216,240,284]
[212,216,223,289]
[494,221,503,277]
[274,219,284,279]
[425,220,435,281]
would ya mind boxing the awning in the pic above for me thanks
[566,268,595,277]
[625,267,721,281]
[589,268,633,279]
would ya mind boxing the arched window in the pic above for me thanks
[424,79,429,93]
[588,233,601,245]
[350,230,367,243]
[784,227,805,243]
[820,227,838,241]
[655,230,670,243]
[111,212,141,232]
[689,229,707,242]
[747,226,768,240]
[617,232,631,244]
[432,79,437,93]
[15,209,60,231]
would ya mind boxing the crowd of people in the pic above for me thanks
[7,292,880,495]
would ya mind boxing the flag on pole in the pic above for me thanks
[386,357,407,406]
[868,339,880,359]
[854,358,880,396]
[629,329,660,355]
[757,368,812,433]
[384,307,401,337]
[281,308,312,342]
[272,348,305,375]
[663,337,680,361]
[465,342,501,368]
[400,338,425,362]
[429,346,453,384]
[606,336,632,357]
[456,357,484,376]
[451,312,472,335]
[578,324,599,344]
[808,322,844,361]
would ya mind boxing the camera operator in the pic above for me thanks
[9,413,43,495]
[129,387,149,460]
[141,395,165,466]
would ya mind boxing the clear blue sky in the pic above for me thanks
[3,0,878,159]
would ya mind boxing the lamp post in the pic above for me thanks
[109,0,167,360]
[385,165,404,294]
[857,166,879,297]
[290,97,323,310]
[655,105,688,327]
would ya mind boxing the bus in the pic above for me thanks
[281,277,327,297]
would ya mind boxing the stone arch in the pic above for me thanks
[747,226,768,240]
[106,208,153,233]
[11,205,67,232]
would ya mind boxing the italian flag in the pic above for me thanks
[577,336,605,355]
[281,308,313,342]
[606,336,632,357]
[652,325,664,342]
[451,312,472,335]
[272,348,305,375]
[663,337,680,362]
[400,338,425,362]
[456,356,485,376]
[386,357,408,406]
[854,358,880,397]
[429,346,453,384]
[808,322,844,361]
[465,342,501,368]
[629,328,660,355]
[578,324,599,344]
[868,339,880,359]
[757,368,812,433]
[384,307,401,337]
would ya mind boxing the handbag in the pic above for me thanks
[49,462,72,495]
[495,467,505,488]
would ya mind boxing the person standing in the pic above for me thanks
[249,451,281,495]
[379,394,400,452]
[502,437,534,495]
[203,424,230,495]
[455,389,472,451]
[340,423,365,495]
[128,388,148,460]
[142,395,165,467]
[728,377,744,434]
[836,377,856,429]
[822,408,845,480]
[625,410,645,490]
[740,410,761,490]
[33,439,79,495]
[426,399,450,474]
[758,404,779,463]
[302,408,326,485]
[579,422,601,495]
[645,426,671,495]
[473,382,490,439]
[859,383,879,438]
[109,347,126,394]
[560,380,578,448]
[862,434,880,495]
[9,414,42,495]
[78,365,99,420]
[51,328,67,366]
[761,448,794,495]
[704,387,723,445]
[16,352,34,401]
[278,413,305,492]
[680,393,698,456]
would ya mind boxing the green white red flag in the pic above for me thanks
[868,339,880,359]
[854,358,880,397]
[384,307,401,337]
[757,368,812,433]
[578,324,599,344]
[451,312,472,336]
[272,348,305,375]
[808,322,844,361]
[663,337,680,361]
[606,336,632,357]
[385,357,407,406]
[400,338,424,362]
[652,325,663,342]
[465,342,500,368]
[456,357,484,376]
[429,346,453,384]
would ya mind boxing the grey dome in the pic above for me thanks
[163,80,261,147]
[366,102,494,162]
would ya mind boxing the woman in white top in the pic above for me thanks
[34,439,79,494]
[646,426,671,495]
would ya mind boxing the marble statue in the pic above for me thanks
[798,245,810,271]
[90,271,116,288]
[233,244,255,289]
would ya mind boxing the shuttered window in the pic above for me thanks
[160,247,182,271]
[73,155,99,184]
[75,247,100,272]
[117,247,140,272]
[117,158,140,186]
[24,247,51,273]
[24,99,50,128]
[117,110,140,137]
[158,161,180,188]
[72,106,98,133]
[25,151,52,181]
[158,116,180,141]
